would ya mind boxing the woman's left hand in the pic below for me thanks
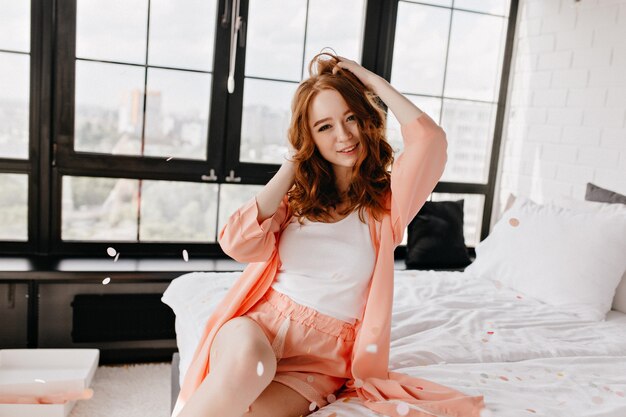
[333,56,381,91]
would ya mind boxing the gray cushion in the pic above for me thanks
[585,183,626,205]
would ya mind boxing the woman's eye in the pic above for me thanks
[347,115,356,122]
[318,124,331,132]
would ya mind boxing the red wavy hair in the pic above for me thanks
[287,52,394,223]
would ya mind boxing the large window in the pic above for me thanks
[0,0,518,257]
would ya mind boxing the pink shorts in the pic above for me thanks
[243,286,357,408]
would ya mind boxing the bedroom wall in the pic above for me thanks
[493,0,626,225]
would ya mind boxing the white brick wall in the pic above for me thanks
[493,0,626,227]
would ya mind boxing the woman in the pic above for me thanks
[173,53,485,417]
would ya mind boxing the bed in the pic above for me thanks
[163,193,626,416]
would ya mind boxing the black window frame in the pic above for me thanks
[0,0,519,258]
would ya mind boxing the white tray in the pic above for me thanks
[0,349,99,417]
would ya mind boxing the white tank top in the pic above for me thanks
[271,210,376,324]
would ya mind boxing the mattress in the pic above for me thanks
[163,270,626,416]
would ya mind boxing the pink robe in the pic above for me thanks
[174,113,485,417]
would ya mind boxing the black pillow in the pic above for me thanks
[585,182,626,205]
[405,200,471,270]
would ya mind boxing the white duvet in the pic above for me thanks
[162,270,626,416]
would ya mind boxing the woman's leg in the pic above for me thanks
[176,316,277,417]
[246,381,313,417]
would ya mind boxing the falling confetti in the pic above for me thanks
[34,379,46,384]
[256,361,264,376]
[509,217,520,227]
[306,375,315,383]
[396,402,410,416]
[166,157,174,161]
[327,394,337,403]
[487,331,494,335]
[516,295,523,299]
[308,401,318,411]
[525,410,537,414]
[102,277,111,285]
[616,391,624,397]
[499,376,509,381]
[114,252,120,262]
[182,249,189,262]
[480,373,489,379]
[366,344,378,353]
[556,372,565,378]
[106,247,117,257]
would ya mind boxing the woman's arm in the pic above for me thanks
[218,157,294,263]
[333,57,423,125]
[335,56,447,245]
[255,159,295,222]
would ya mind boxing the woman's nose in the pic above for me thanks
[337,123,352,141]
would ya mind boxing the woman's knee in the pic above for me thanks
[211,317,277,382]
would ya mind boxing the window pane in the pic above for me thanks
[0,52,29,159]
[76,0,148,64]
[240,79,296,164]
[140,180,218,242]
[431,192,484,247]
[148,0,218,72]
[454,0,510,16]
[440,99,497,184]
[444,11,507,102]
[245,0,306,81]
[218,184,264,235]
[62,176,139,241]
[143,68,211,160]
[0,174,28,241]
[302,0,366,79]
[0,1,30,52]
[387,95,442,154]
[391,2,450,97]
[74,61,145,155]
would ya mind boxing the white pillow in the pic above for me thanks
[550,196,626,314]
[465,196,626,321]
[161,272,240,387]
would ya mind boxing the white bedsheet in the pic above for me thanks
[162,270,626,416]
[389,270,626,369]
[315,357,626,417]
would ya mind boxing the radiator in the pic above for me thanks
[71,294,175,342]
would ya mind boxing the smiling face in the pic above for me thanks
[308,89,362,180]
